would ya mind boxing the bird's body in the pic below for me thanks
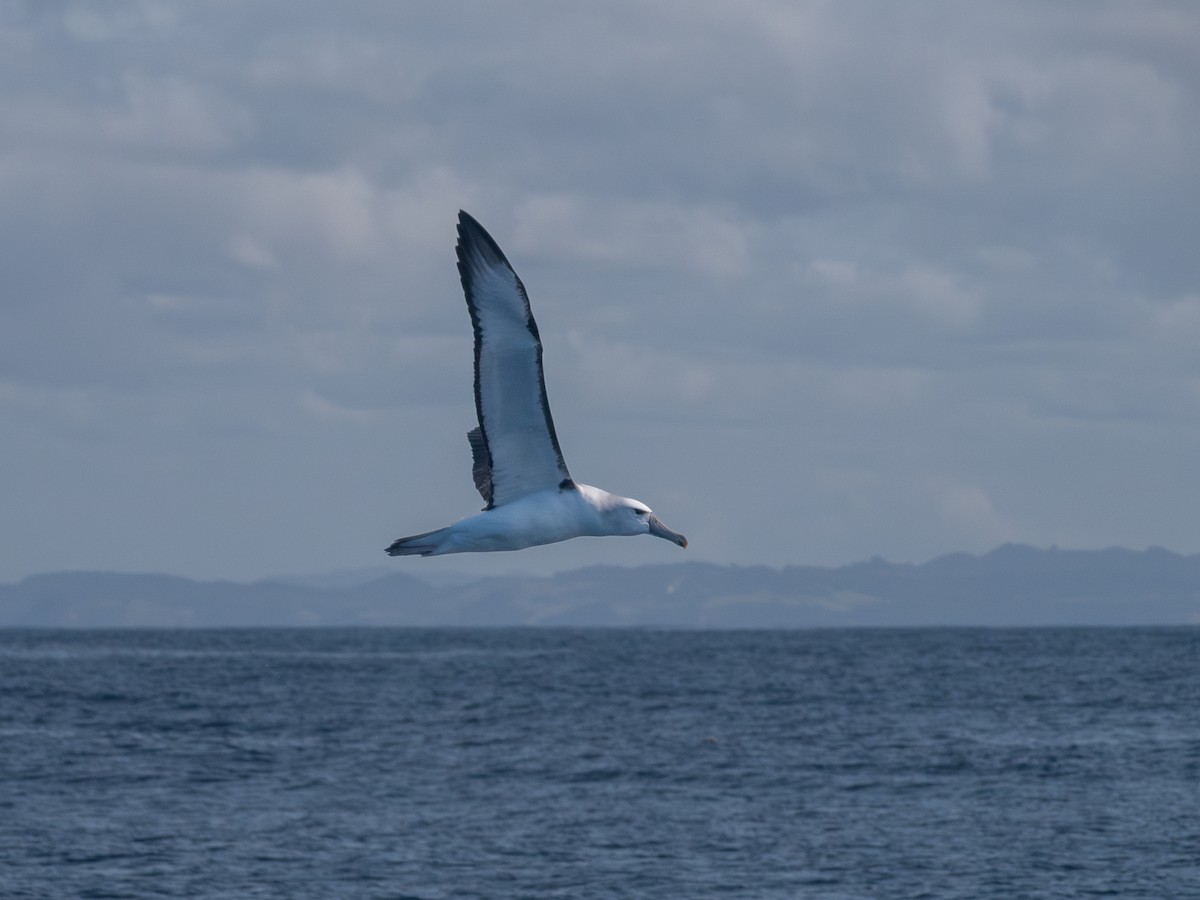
[386,212,687,558]
[389,483,661,556]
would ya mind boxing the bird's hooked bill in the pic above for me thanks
[648,514,688,548]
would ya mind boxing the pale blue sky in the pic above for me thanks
[3,1,1199,581]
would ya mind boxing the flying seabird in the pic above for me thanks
[386,211,688,557]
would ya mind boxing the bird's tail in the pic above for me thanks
[385,527,450,557]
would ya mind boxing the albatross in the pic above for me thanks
[386,211,688,557]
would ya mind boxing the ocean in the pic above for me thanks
[1,627,1197,898]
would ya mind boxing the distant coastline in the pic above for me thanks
[3,544,1199,628]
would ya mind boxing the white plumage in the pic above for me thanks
[386,212,687,558]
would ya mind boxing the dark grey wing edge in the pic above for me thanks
[456,210,573,509]
[467,426,493,509]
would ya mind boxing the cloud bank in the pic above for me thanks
[2,1,1198,580]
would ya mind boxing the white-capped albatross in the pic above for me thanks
[386,211,687,557]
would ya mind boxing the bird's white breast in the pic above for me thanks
[442,487,604,553]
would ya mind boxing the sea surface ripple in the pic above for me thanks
[2,627,1197,898]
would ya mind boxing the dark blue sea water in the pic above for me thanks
[1,627,1197,899]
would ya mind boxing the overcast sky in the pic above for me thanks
[3,1,1198,583]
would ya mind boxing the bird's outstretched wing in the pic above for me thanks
[457,211,573,509]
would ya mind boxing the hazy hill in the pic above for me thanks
[2,545,1198,628]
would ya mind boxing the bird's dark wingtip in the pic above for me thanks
[455,211,509,268]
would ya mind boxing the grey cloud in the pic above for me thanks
[2,1,1198,580]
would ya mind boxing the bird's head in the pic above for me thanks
[615,498,688,548]
[575,483,688,548]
